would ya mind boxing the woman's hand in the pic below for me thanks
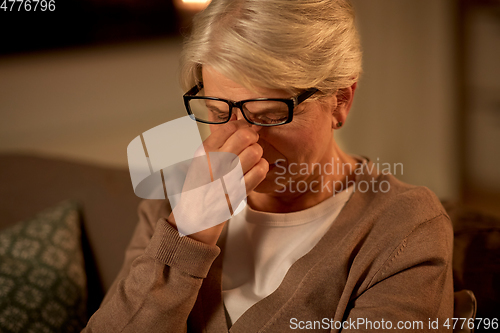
[167,120,269,245]
[205,120,269,194]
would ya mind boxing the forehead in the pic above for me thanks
[202,66,291,100]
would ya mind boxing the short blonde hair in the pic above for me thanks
[180,0,362,96]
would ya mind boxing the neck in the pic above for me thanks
[248,144,359,213]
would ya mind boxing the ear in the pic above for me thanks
[331,82,357,129]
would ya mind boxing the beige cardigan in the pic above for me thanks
[83,160,454,332]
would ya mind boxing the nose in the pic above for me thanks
[230,108,262,132]
[228,108,247,123]
[234,108,245,121]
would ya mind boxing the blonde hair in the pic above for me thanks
[180,0,362,96]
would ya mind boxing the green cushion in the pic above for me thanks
[0,201,87,333]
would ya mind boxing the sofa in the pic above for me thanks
[0,153,497,332]
[0,154,142,322]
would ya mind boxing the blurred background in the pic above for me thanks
[0,0,499,215]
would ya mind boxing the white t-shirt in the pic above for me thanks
[221,184,355,324]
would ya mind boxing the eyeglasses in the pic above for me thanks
[183,83,318,127]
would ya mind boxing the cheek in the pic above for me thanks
[208,124,217,134]
[262,122,331,163]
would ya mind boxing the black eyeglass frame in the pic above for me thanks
[183,83,319,127]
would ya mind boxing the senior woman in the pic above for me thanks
[84,0,453,332]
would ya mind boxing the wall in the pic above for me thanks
[0,38,186,167]
[342,0,459,199]
[466,7,500,191]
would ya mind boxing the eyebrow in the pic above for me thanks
[245,107,275,115]
[244,102,286,115]
[205,101,228,113]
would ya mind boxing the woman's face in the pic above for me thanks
[202,66,339,196]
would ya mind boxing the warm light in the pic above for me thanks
[182,0,210,3]
[174,0,211,12]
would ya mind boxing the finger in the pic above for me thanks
[243,158,269,195]
[238,143,263,174]
[219,126,259,155]
[203,120,252,151]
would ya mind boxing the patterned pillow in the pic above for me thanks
[0,201,87,333]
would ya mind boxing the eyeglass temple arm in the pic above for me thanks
[296,88,319,105]
[185,84,202,96]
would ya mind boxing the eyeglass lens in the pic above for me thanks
[188,98,289,125]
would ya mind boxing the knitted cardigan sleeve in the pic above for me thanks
[82,200,220,333]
